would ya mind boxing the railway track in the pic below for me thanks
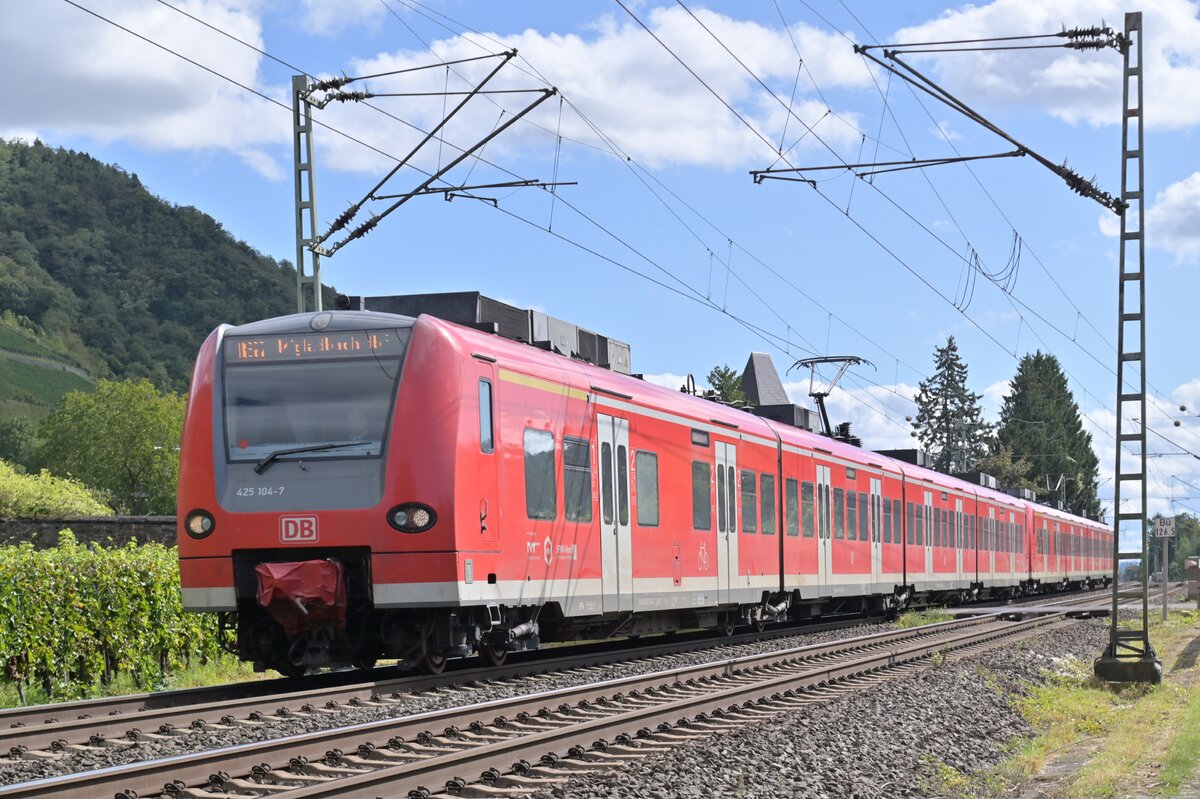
[0,589,1126,799]
[0,585,1118,757]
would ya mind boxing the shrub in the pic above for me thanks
[0,533,221,699]
[0,459,112,518]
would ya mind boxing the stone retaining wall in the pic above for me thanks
[0,516,175,548]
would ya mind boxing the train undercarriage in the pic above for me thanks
[225,552,1111,676]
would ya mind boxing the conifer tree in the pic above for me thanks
[911,336,992,474]
[995,351,1101,516]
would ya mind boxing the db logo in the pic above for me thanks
[280,515,318,543]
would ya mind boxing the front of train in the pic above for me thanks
[177,310,451,675]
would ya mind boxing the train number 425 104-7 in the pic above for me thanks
[236,486,286,497]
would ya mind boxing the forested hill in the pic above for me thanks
[0,139,333,394]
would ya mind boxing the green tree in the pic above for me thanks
[36,379,184,514]
[706,364,746,405]
[911,336,992,474]
[995,351,1100,516]
[974,443,1038,492]
[0,416,36,471]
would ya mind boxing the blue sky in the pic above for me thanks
[4,0,1200,528]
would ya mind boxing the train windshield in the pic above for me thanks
[221,328,410,464]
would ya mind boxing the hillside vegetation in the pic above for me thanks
[0,139,335,401]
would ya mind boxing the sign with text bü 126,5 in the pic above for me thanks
[1152,517,1177,538]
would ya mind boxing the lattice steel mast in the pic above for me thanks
[1095,11,1160,684]
[292,75,323,313]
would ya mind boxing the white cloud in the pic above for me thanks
[300,0,384,35]
[315,6,869,175]
[893,0,1200,130]
[783,379,919,451]
[1,0,283,169]
[641,372,690,392]
[1098,170,1200,262]
[1080,383,1200,551]
[982,380,1010,417]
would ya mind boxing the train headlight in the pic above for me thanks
[388,503,436,533]
[184,509,216,539]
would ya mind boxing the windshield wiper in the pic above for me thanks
[253,442,363,474]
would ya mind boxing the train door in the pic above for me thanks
[870,477,882,587]
[954,498,964,585]
[715,441,739,604]
[816,464,832,593]
[598,414,633,613]
[923,490,933,578]
[475,364,500,549]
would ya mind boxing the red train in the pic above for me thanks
[177,309,1112,675]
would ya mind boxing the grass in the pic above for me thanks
[897,609,957,628]
[0,654,268,709]
[983,609,1200,799]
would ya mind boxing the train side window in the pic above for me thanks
[717,464,727,533]
[801,481,815,537]
[616,445,629,527]
[858,492,869,542]
[692,461,712,530]
[478,379,494,453]
[1018,524,1024,553]
[907,502,915,545]
[933,508,941,547]
[727,466,737,533]
[563,437,592,523]
[967,515,974,549]
[914,505,924,546]
[601,442,614,524]
[894,499,903,543]
[846,491,857,540]
[833,488,845,539]
[883,498,892,543]
[761,474,776,535]
[636,451,659,527]
[523,428,556,521]
[785,478,799,536]
[741,471,758,533]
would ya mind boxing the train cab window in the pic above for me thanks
[741,471,758,534]
[478,380,494,453]
[617,445,630,527]
[801,481,815,537]
[858,492,869,542]
[907,503,915,545]
[523,429,556,521]
[636,451,659,527]
[833,488,845,539]
[785,478,799,536]
[846,491,857,540]
[883,498,892,543]
[692,461,712,530]
[563,438,592,523]
[761,474,776,535]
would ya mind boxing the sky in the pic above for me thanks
[3,0,1200,541]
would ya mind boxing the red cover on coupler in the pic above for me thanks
[255,560,347,636]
